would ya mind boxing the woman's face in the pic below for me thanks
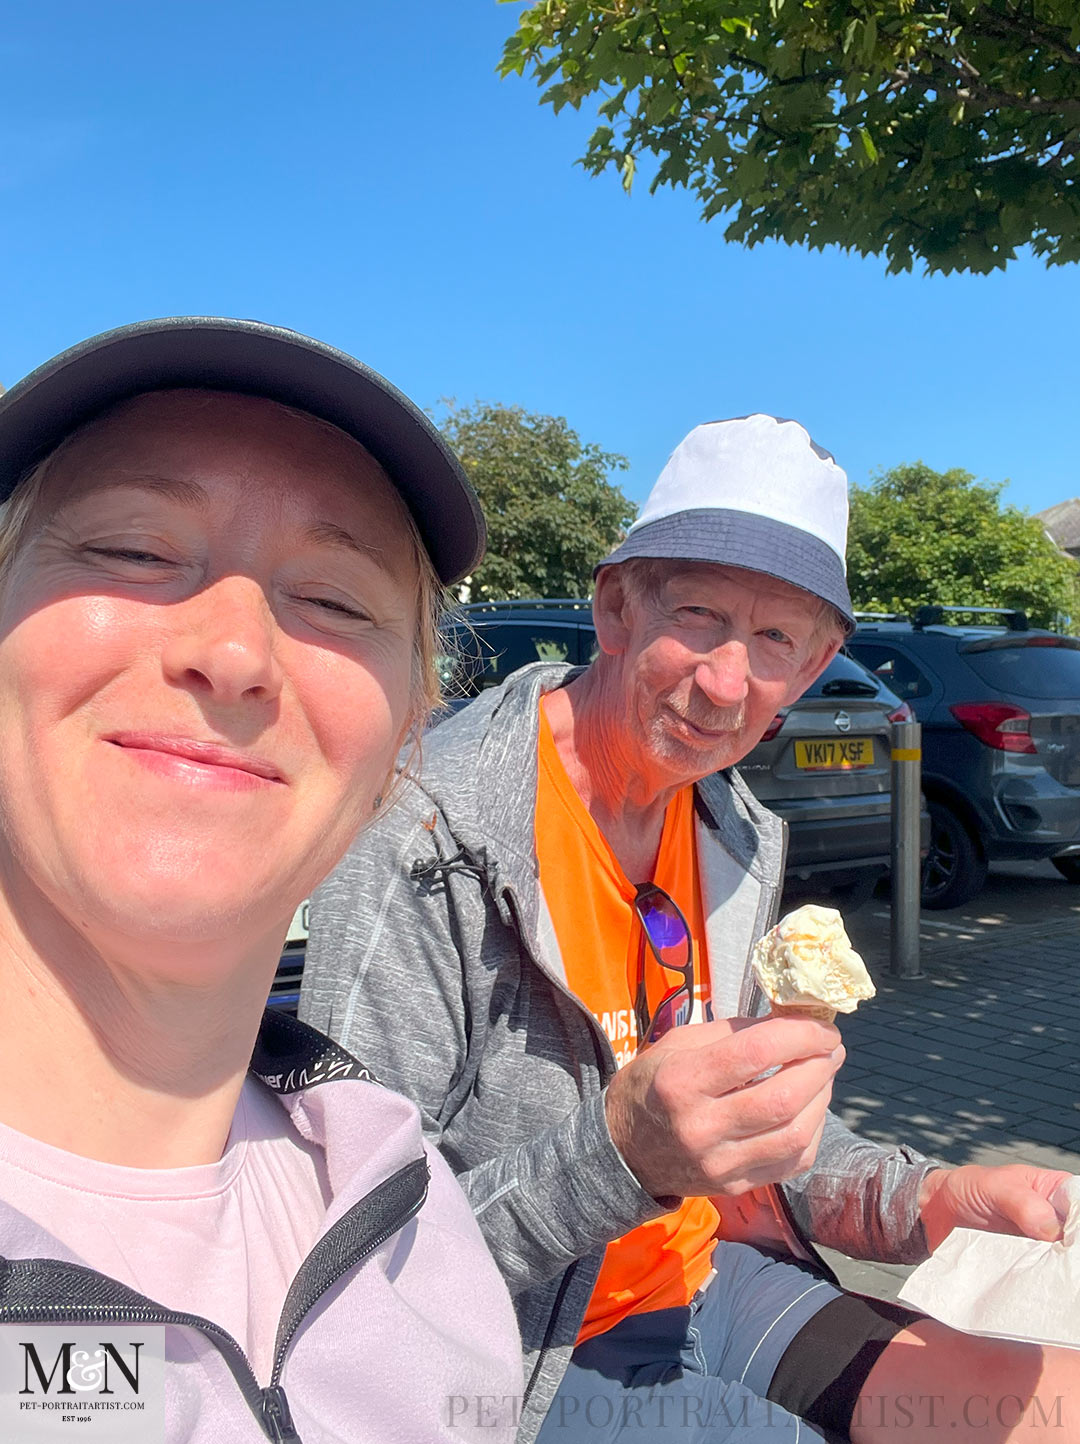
[0,389,420,958]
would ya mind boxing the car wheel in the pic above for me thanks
[1051,855,1080,884]
[921,801,987,910]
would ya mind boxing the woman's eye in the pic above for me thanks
[301,595,370,622]
[85,546,171,566]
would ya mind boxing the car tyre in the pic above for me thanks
[921,801,987,910]
[1051,855,1080,884]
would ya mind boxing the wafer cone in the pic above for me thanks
[769,1000,837,1024]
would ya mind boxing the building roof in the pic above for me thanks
[1037,499,1080,557]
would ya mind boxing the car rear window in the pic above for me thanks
[847,642,933,700]
[961,640,1080,699]
[803,653,885,699]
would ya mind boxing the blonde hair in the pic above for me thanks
[0,398,451,728]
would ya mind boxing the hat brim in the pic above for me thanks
[596,509,854,633]
[0,317,484,586]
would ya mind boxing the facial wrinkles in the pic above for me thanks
[26,481,410,663]
[632,627,773,775]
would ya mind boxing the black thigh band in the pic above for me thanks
[766,1292,925,1437]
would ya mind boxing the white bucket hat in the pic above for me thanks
[597,414,854,631]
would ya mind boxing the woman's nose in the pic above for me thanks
[160,577,284,706]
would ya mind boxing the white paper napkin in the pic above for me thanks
[898,1176,1080,1349]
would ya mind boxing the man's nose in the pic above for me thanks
[161,576,284,706]
[694,639,751,707]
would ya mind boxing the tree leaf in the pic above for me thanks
[500,0,1080,274]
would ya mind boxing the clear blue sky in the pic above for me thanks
[2,1,1077,516]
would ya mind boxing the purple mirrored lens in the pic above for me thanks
[638,899,688,953]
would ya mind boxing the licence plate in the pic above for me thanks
[794,737,874,770]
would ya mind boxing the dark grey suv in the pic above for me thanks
[849,606,1080,909]
[443,599,912,905]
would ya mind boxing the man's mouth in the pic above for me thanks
[666,707,744,741]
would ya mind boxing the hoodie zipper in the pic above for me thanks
[261,1385,298,1442]
[502,889,614,1419]
[0,1159,428,1442]
[267,1157,429,1386]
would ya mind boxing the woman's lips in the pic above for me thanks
[105,734,284,790]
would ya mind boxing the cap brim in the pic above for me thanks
[0,317,484,586]
[596,509,854,632]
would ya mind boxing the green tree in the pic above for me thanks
[439,400,634,599]
[847,462,1080,627]
[500,1,1080,275]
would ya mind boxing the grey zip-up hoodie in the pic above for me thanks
[301,663,937,1442]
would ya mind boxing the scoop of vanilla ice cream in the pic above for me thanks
[752,904,875,1014]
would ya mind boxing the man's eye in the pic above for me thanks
[762,628,791,644]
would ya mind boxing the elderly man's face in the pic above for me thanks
[595,561,840,791]
[0,390,420,965]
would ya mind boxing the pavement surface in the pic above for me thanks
[809,859,1080,1301]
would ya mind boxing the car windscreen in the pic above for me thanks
[960,638,1080,700]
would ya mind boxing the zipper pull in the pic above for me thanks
[261,1384,300,1442]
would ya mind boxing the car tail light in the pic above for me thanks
[887,702,914,723]
[760,712,785,742]
[949,702,1036,753]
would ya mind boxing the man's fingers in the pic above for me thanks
[704,1092,834,1196]
[683,1015,842,1094]
[992,1182,1065,1242]
[707,1053,842,1142]
[1030,1167,1073,1204]
[611,1014,844,1199]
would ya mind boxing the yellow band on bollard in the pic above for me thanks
[891,748,921,761]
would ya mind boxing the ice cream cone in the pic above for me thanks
[752,904,875,1019]
[769,1000,838,1025]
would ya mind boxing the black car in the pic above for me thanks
[848,606,1080,909]
[441,599,913,905]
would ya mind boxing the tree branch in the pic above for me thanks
[891,59,1080,120]
[966,9,1080,71]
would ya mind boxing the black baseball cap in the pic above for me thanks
[0,316,485,586]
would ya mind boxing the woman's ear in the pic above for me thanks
[592,567,634,657]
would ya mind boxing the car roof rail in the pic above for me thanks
[459,597,591,613]
[912,604,1029,632]
[853,610,908,622]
